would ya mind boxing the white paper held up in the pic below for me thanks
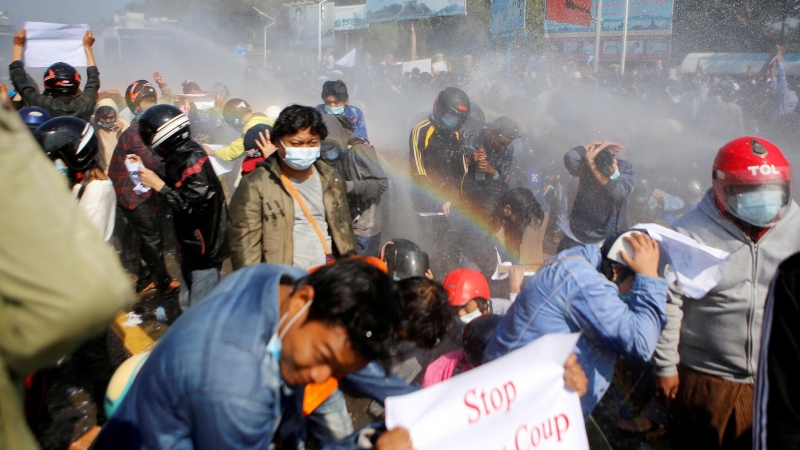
[631,223,730,299]
[205,145,237,175]
[124,159,151,195]
[432,60,449,74]
[23,22,89,68]
[385,333,588,450]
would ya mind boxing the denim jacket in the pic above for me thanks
[483,245,668,417]
[93,264,307,450]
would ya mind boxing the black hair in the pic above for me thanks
[298,259,402,362]
[271,104,328,144]
[594,148,616,178]
[182,81,201,94]
[321,80,349,102]
[397,277,454,349]
[496,187,545,258]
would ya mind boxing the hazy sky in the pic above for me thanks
[2,0,131,26]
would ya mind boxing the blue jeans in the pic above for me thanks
[307,388,354,442]
[179,265,221,312]
[355,233,381,257]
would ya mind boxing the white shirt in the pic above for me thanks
[73,180,116,243]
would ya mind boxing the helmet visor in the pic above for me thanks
[723,183,790,227]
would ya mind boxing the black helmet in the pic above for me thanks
[19,106,51,132]
[125,80,158,112]
[43,62,81,96]
[432,87,470,131]
[600,229,671,282]
[462,314,502,366]
[380,239,430,280]
[222,98,252,131]
[138,105,191,156]
[34,117,98,172]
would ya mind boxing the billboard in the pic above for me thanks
[545,0,591,26]
[335,5,369,30]
[288,3,335,49]
[490,0,526,36]
[366,0,466,24]
[543,0,674,60]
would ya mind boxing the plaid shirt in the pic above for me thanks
[107,121,165,210]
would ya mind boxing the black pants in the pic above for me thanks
[121,198,172,288]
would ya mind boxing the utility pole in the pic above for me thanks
[318,0,327,63]
[593,0,602,74]
[620,0,630,75]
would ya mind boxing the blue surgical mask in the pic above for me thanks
[55,159,69,177]
[735,189,785,227]
[460,308,483,324]
[281,141,320,171]
[325,105,345,115]
[321,145,341,161]
[609,170,621,180]
[441,113,461,130]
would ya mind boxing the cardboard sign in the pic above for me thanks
[385,333,588,450]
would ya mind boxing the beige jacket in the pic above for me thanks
[91,98,129,173]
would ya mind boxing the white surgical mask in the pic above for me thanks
[460,308,483,324]
[281,141,320,171]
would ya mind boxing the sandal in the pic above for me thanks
[136,281,156,293]
[161,280,181,296]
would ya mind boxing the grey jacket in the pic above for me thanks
[654,189,800,383]
[321,115,389,238]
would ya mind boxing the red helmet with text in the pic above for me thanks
[712,136,792,227]
[443,268,490,307]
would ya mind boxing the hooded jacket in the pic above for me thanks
[228,156,356,270]
[409,117,467,211]
[654,190,800,382]
[159,140,230,270]
[9,61,100,121]
[321,114,388,237]
[91,98,129,173]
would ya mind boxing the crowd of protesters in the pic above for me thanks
[2,23,800,450]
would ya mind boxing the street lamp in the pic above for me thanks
[253,6,276,69]
[318,0,328,65]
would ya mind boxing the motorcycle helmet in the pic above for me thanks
[34,117,98,172]
[138,104,191,156]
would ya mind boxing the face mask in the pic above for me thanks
[325,105,345,115]
[321,145,341,161]
[97,120,116,130]
[609,171,621,180]
[55,159,69,177]
[735,189,784,227]
[441,113,461,130]
[281,141,320,171]
[460,308,483,324]
[267,299,314,363]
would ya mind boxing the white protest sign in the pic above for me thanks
[402,59,432,75]
[432,60,449,74]
[206,145,238,175]
[23,22,89,68]
[385,333,588,450]
[631,223,730,299]
[178,93,216,111]
[124,159,151,195]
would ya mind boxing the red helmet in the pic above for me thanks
[442,268,490,307]
[712,136,792,227]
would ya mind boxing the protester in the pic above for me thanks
[9,29,99,121]
[92,98,129,173]
[319,114,388,256]
[442,268,491,324]
[654,136,800,449]
[241,123,277,176]
[35,116,116,243]
[92,259,411,450]
[0,98,132,450]
[485,230,669,417]
[204,98,274,161]
[409,87,470,215]
[753,252,800,450]
[314,80,369,141]
[228,105,356,270]
[380,238,433,281]
[134,104,230,310]
[560,140,636,251]
[107,80,180,295]
[461,116,520,198]
[119,72,174,123]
